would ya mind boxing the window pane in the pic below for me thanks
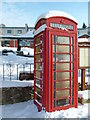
[53,72,55,80]
[71,63,73,70]
[56,72,70,80]
[56,36,70,44]
[53,91,55,98]
[36,46,41,53]
[36,37,41,44]
[56,97,70,106]
[36,71,41,78]
[18,30,22,34]
[36,96,41,104]
[53,45,55,52]
[36,87,40,95]
[71,72,74,79]
[7,30,12,34]
[71,37,73,45]
[56,45,70,53]
[71,46,73,53]
[56,81,70,89]
[36,63,42,70]
[53,100,55,107]
[53,35,55,44]
[71,55,73,61]
[36,80,40,86]
[56,63,70,70]
[56,90,70,98]
[53,63,55,71]
[56,54,70,62]
[53,54,55,62]
[36,54,41,61]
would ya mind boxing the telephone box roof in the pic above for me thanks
[35,10,77,26]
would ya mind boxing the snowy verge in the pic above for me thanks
[0,80,34,88]
[78,90,90,100]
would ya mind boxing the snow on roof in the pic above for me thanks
[34,24,46,36]
[35,10,77,26]
[20,30,34,38]
[78,38,89,43]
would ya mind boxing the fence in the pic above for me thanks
[0,63,34,81]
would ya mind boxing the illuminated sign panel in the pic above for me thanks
[50,22,74,30]
[79,47,90,68]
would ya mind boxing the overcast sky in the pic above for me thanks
[0,2,88,28]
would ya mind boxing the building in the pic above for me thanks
[0,24,34,48]
[77,26,90,40]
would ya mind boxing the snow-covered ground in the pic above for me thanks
[0,100,89,118]
[0,47,34,81]
[0,47,34,64]
[0,80,34,88]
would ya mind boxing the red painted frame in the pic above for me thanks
[34,16,78,112]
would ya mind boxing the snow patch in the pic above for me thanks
[78,90,90,99]
[78,38,89,43]
[0,80,34,88]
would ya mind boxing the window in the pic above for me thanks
[18,30,22,34]
[7,30,12,34]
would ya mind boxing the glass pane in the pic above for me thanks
[53,63,55,71]
[53,82,55,89]
[53,35,55,44]
[56,36,70,44]
[56,81,70,89]
[56,72,70,80]
[53,91,55,98]
[71,55,73,61]
[71,64,73,70]
[53,72,55,80]
[53,100,55,107]
[53,45,55,52]
[71,72,74,79]
[56,54,70,62]
[71,37,73,45]
[36,71,41,78]
[56,90,70,98]
[36,87,40,95]
[36,46,41,53]
[71,80,73,96]
[36,37,41,44]
[36,54,41,61]
[71,98,74,105]
[56,98,70,106]
[71,46,73,53]
[53,54,55,62]
[36,80,40,86]
[36,96,41,103]
[56,63,70,70]
[36,63,41,70]
[56,45,70,53]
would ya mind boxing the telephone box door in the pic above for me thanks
[50,31,77,110]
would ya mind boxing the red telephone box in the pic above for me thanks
[34,10,78,112]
